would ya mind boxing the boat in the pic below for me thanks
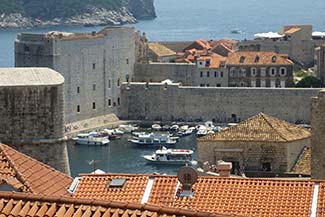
[197,129,208,137]
[230,29,243,34]
[170,125,179,131]
[177,128,193,137]
[118,124,138,133]
[162,125,171,131]
[72,132,110,146]
[129,133,177,146]
[152,124,162,130]
[143,146,197,165]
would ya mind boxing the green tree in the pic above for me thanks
[295,76,323,88]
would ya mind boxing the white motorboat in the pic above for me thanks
[129,133,177,146]
[143,146,197,165]
[118,124,138,133]
[197,129,208,137]
[170,125,179,131]
[73,132,110,146]
[152,124,162,130]
[113,128,124,135]
[177,128,193,137]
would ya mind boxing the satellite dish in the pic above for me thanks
[177,165,198,185]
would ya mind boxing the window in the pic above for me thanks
[251,68,257,77]
[280,67,287,76]
[220,71,223,77]
[200,84,204,87]
[230,68,235,77]
[24,45,30,52]
[269,67,276,77]
[251,80,256,87]
[260,68,266,77]
[117,78,120,87]
[280,80,286,87]
[77,86,80,93]
[261,162,271,171]
[214,71,217,77]
[216,83,221,87]
[108,99,111,106]
[92,102,96,109]
[270,80,276,87]
[92,63,96,69]
[108,79,111,88]
[239,56,245,63]
[206,84,210,87]
[93,84,96,91]
[260,79,266,87]
[77,105,80,112]
[254,56,260,62]
[117,97,120,105]
[207,71,210,77]
[200,71,203,77]
[271,56,277,63]
[199,62,203,65]
[126,59,129,64]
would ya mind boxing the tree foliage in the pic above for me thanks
[295,76,323,88]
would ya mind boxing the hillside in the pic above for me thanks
[0,0,156,28]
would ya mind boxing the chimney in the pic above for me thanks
[218,161,232,177]
[92,31,96,36]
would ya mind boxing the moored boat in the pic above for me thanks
[152,124,162,131]
[143,146,197,165]
[129,133,177,146]
[72,132,110,146]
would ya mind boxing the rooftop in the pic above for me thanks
[198,113,311,142]
[0,68,64,87]
[226,51,293,65]
[0,191,231,217]
[149,43,176,57]
[71,172,323,217]
[0,143,72,196]
[291,146,311,175]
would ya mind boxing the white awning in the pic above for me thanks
[254,32,284,38]
[312,32,325,37]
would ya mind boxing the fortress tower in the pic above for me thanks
[0,68,70,174]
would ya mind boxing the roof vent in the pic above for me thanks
[255,55,260,62]
[177,165,198,197]
[108,178,127,188]
[68,177,81,195]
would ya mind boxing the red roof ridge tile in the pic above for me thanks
[0,191,234,217]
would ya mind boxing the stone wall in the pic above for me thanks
[0,82,69,174]
[15,27,139,124]
[134,63,196,85]
[198,141,287,172]
[311,89,325,179]
[121,83,320,124]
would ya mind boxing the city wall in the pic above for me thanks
[121,83,320,124]
[134,63,196,85]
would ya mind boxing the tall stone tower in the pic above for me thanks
[311,89,325,179]
[0,67,70,175]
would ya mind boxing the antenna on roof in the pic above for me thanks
[177,165,198,197]
[87,159,100,173]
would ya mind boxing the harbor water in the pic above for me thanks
[67,129,198,177]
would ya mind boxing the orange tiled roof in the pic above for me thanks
[72,172,322,217]
[210,38,238,50]
[317,183,325,217]
[0,143,72,196]
[291,146,311,174]
[284,27,301,34]
[0,191,232,217]
[198,113,311,142]
[226,51,293,65]
[183,39,212,51]
[196,53,226,68]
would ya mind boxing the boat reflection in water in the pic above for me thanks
[143,146,197,166]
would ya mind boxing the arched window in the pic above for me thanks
[269,67,277,76]
[280,67,287,76]
[271,56,277,63]
[251,67,257,77]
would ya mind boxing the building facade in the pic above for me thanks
[197,113,311,174]
[237,25,325,66]
[226,51,294,87]
[15,27,146,124]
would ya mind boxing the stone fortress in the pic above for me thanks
[15,27,148,124]
[0,68,70,174]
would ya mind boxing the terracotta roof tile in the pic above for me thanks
[72,172,323,217]
[198,113,311,142]
[0,191,228,217]
[0,143,72,196]
[226,51,293,65]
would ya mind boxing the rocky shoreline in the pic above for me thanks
[0,7,140,29]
